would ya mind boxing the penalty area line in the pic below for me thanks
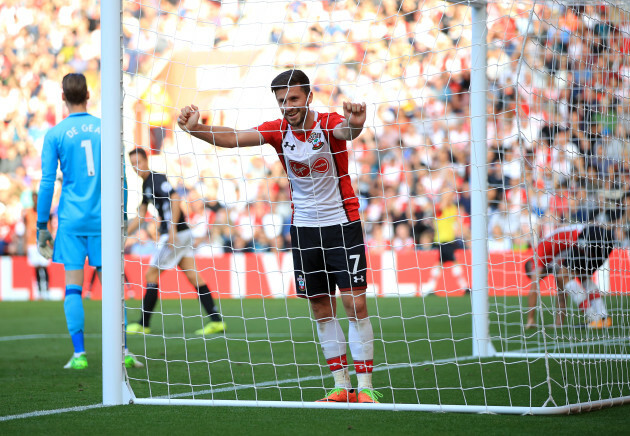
[0,355,473,421]
[156,354,478,400]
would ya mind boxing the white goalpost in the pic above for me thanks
[101,0,630,413]
[101,0,126,406]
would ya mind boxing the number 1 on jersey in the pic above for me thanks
[81,139,95,176]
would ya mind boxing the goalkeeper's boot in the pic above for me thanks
[126,322,151,335]
[588,316,612,329]
[316,388,356,403]
[357,388,383,404]
[195,321,226,336]
[64,353,88,370]
[124,351,144,369]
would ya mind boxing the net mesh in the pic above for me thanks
[119,0,630,410]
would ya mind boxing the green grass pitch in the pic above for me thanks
[1,296,629,434]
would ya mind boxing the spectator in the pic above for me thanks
[1,0,627,280]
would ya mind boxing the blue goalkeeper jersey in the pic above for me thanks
[38,112,102,235]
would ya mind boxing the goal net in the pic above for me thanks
[105,0,630,413]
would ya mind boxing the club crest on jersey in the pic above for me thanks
[289,160,310,178]
[297,274,306,291]
[311,157,329,174]
[307,131,324,150]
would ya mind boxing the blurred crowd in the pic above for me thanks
[1,0,629,259]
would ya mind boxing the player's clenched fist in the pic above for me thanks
[342,101,367,127]
[178,104,200,131]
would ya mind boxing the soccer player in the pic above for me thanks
[126,147,226,336]
[177,69,380,403]
[37,73,143,370]
[524,224,614,329]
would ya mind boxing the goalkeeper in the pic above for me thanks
[525,224,615,329]
[37,73,143,370]
[178,69,380,404]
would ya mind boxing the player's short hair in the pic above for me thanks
[129,147,148,160]
[270,69,310,97]
[62,73,88,105]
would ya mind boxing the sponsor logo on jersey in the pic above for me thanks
[311,157,329,174]
[289,160,311,177]
[283,141,296,151]
[307,131,324,150]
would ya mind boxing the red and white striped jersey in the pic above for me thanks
[535,224,585,267]
[256,111,360,227]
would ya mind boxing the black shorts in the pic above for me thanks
[290,221,368,299]
[564,225,615,277]
[433,240,462,264]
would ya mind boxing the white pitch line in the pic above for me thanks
[159,354,477,400]
[0,333,102,342]
[0,332,470,342]
[0,354,472,422]
[0,403,107,423]
[1,334,626,421]
[149,338,630,400]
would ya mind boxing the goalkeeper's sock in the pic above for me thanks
[141,283,159,326]
[64,285,85,354]
[349,318,374,390]
[197,284,222,322]
[316,319,351,389]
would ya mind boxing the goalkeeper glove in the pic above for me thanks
[37,222,54,260]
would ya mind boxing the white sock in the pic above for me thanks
[564,279,587,308]
[424,266,441,295]
[587,298,607,321]
[452,264,469,290]
[316,319,351,388]
[332,369,351,389]
[348,318,374,390]
[583,279,607,320]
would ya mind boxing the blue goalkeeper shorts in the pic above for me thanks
[53,232,101,271]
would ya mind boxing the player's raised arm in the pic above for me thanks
[178,104,264,148]
[333,101,367,141]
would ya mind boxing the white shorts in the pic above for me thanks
[149,229,194,270]
[27,245,50,267]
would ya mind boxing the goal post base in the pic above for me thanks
[131,396,630,415]
[498,352,630,360]
[122,381,135,405]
